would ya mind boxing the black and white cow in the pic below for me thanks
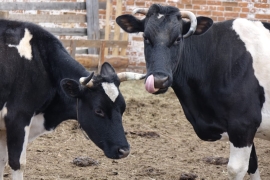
[116,4,270,180]
[0,19,145,180]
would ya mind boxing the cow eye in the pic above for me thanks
[95,109,104,117]
[143,35,150,44]
[174,36,182,45]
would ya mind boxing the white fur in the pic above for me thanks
[10,126,31,180]
[220,132,229,141]
[227,143,252,180]
[20,126,29,166]
[11,169,23,180]
[0,103,7,130]
[232,19,270,140]
[157,13,164,19]
[101,82,119,102]
[250,169,261,180]
[28,114,52,142]
[0,131,7,180]
[8,28,33,60]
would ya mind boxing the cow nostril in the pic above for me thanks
[118,148,130,158]
[154,76,169,88]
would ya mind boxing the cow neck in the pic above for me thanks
[76,98,90,140]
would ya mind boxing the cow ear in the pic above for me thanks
[182,16,213,36]
[60,79,82,98]
[116,14,144,33]
[194,16,213,35]
[100,62,116,76]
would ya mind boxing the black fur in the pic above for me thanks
[0,19,129,174]
[117,4,267,178]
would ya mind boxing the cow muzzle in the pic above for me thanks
[145,74,170,94]
[118,147,130,158]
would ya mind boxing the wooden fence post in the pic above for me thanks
[0,11,9,18]
[104,0,112,56]
[98,40,106,73]
[70,40,76,59]
[112,0,122,55]
[86,0,100,54]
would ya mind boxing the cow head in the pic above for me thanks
[116,4,213,94]
[60,62,145,159]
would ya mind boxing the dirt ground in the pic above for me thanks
[4,80,270,180]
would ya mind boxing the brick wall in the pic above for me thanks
[108,0,270,72]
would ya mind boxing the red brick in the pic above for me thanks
[238,2,248,7]
[217,17,225,21]
[212,17,218,22]
[217,7,225,11]
[135,2,145,7]
[193,5,201,10]
[196,10,211,16]
[200,5,209,10]
[193,0,206,5]
[209,6,216,11]
[126,1,134,6]
[239,13,247,18]
[225,17,234,21]
[256,14,270,19]
[208,16,217,21]
[185,4,192,10]
[132,36,143,41]
[126,0,134,5]
[207,1,221,6]
[222,2,238,7]
[224,12,239,18]
[225,7,233,11]
[241,8,250,13]
[233,7,241,13]
[153,0,167,2]
[182,0,192,5]
[212,11,224,16]
[176,3,185,9]
[254,3,270,9]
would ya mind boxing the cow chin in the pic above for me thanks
[153,87,169,94]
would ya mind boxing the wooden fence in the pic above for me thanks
[0,0,129,72]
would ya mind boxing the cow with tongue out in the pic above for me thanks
[116,3,270,180]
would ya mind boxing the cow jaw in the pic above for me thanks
[145,75,159,93]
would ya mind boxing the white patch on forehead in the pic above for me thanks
[8,28,33,60]
[0,103,7,130]
[157,13,164,19]
[102,82,119,102]
[232,18,270,140]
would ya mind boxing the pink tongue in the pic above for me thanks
[145,75,159,93]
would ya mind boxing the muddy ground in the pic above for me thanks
[4,80,270,180]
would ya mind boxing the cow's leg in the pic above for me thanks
[248,144,261,180]
[5,112,31,180]
[227,142,252,180]
[28,114,52,142]
[0,131,8,180]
